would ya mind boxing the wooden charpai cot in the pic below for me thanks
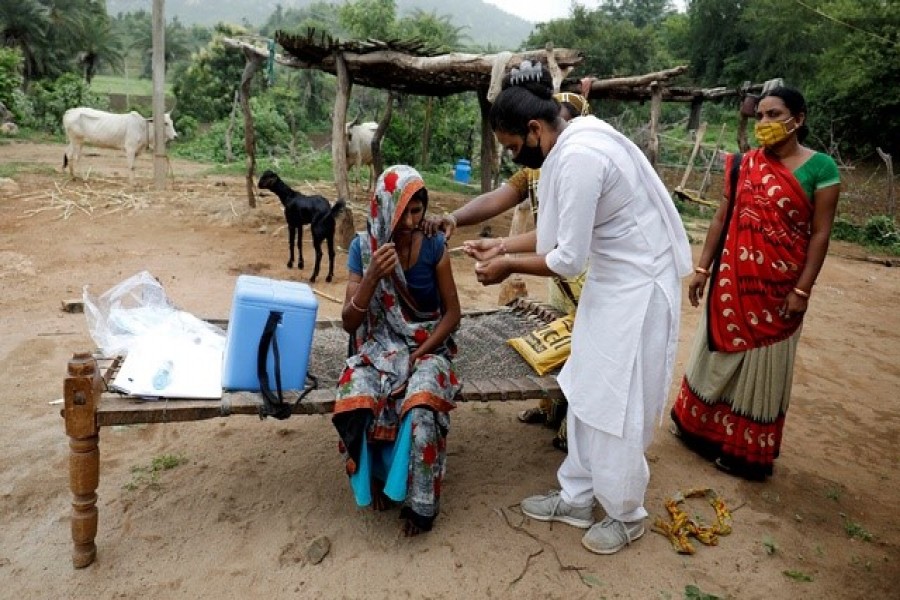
[61,297,565,568]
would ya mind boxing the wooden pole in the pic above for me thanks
[677,122,707,191]
[151,0,167,190]
[64,353,103,568]
[332,51,355,250]
[876,148,895,219]
[224,88,238,163]
[647,81,662,169]
[687,94,703,131]
[372,91,395,183]
[477,87,494,194]
[239,48,262,208]
[699,123,728,197]
[420,96,433,168]
[737,113,750,153]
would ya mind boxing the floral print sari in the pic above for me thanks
[332,165,461,530]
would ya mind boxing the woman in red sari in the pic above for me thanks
[671,87,840,480]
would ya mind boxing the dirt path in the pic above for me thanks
[0,140,897,599]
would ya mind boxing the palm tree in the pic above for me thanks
[76,18,124,83]
[0,0,50,88]
[131,17,193,79]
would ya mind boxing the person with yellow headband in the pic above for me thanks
[670,86,841,481]
[421,91,590,452]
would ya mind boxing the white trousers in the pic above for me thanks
[557,285,672,522]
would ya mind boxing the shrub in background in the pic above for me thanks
[26,74,107,134]
[0,48,23,118]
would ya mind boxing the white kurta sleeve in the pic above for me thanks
[544,147,606,278]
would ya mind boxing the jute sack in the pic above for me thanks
[507,314,574,376]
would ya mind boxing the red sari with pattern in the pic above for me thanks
[672,149,813,477]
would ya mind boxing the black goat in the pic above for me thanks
[257,170,346,283]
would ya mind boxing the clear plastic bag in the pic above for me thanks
[83,270,225,356]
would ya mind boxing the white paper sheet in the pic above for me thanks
[111,333,223,399]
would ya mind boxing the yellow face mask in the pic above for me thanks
[754,117,797,147]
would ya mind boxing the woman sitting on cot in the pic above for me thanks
[333,164,462,536]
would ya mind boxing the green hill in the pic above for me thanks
[105,0,534,49]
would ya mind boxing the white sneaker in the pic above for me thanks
[581,516,645,554]
[520,491,594,529]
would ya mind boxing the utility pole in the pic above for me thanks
[152,0,167,189]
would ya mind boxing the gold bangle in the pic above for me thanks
[349,296,367,313]
[694,266,711,276]
[792,287,810,299]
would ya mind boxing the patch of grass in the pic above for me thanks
[825,486,842,501]
[90,74,172,97]
[831,215,900,256]
[844,518,874,542]
[762,535,778,555]
[0,161,59,178]
[782,569,813,582]
[123,453,188,491]
[683,584,721,599]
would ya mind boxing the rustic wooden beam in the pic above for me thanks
[876,147,895,218]
[647,81,663,169]
[737,112,750,153]
[239,48,263,208]
[584,65,688,92]
[331,51,355,249]
[687,94,704,131]
[677,122,707,191]
[222,38,582,96]
[372,91,395,181]
[92,375,563,427]
[477,87,494,194]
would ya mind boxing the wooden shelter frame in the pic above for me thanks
[223,32,767,243]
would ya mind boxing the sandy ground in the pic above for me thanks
[0,142,898,599]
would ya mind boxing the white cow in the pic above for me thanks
[63,108,178,184]
[345,119,379,191]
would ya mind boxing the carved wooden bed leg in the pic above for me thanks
[63,352,102,568]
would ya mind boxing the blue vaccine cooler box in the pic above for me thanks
[222,275,318,391]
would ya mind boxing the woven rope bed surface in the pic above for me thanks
[308,298,562,387]
[91,298,565,425]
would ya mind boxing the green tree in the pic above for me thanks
[528,5,665,78]
[0,0,49,87]
[398,9,467,51]
[130,15,193,78]
[260,1,343,37]
[805,0,900,155]
[75,17,124,83]
[600,0,674,28]
[685,0,748,84]
[0,46,23,111]
[170,24,259,124]
[339,0,397,40]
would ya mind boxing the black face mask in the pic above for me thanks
[513,135,544,169]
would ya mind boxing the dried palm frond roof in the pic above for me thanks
[269,28,583,97]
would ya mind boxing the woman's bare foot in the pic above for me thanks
[372,487,395,511]
[399,506,433,536]
[402,518,423,537]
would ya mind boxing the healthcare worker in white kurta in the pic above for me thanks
[466,61,692,555]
